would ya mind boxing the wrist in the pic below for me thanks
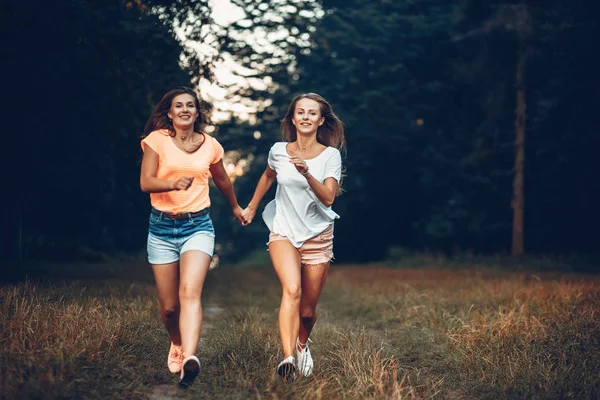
[301,169,310,177]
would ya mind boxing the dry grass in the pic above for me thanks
[0,280,163,399]
[324,267,600,399]
[1,262,599,399]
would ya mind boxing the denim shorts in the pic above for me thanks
[147,207,215,264]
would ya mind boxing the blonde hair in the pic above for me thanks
[280,93,346,154]
[281,93,346,192]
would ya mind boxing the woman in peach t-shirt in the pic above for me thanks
[140,86,247,387]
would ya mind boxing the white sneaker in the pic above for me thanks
[276,355,296,381]
[295,337,314,377]
[179,355,200,388]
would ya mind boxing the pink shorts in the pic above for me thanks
[268,225,334,265]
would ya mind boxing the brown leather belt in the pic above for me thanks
[151,207,209,220]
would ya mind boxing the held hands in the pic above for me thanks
[233,205,249,226]
[242,205,257,225]
[289,156,309,176]
[171,176,194,191]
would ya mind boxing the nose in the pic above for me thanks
[302,114,309,120]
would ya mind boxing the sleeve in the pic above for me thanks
[267,143,278,170]
[141,131,160,153]
[324,149,342,182]
[210,136,225,164]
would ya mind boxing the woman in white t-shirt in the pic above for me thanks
[243,93,346,380]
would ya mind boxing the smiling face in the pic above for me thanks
[167,93,198,129]
[291,98,324,135]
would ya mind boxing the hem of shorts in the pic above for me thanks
[181,231,215,257]
[148,256,180,265]
[181,248,214,258]
[266,236,303,248]
[301,257,333,266]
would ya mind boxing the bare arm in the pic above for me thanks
[244,166,277,223]
[209,160,246,225]
[140,146,192,193]
[289,156,339,207]
[304,175,339,207]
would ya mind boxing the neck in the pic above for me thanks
[174,126,194,140]
[295,135,317,151]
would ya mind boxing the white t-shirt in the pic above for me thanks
[262,142,342,247]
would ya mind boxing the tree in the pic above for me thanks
[1,0,322,262]
[257,0,600,260]
[2,0,194,261]
[260,0,464,261]
[454,3,533,256]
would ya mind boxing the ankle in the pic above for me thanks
[296,338,307,351]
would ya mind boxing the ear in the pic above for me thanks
[318,117,324,126]
[291,118,296,127]
[167,112,172,120]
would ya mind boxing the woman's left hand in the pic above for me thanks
[289,156,309,176]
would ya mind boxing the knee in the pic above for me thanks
[300,307,316,322]
[161,304,179,320]
[179,284,201,302]
[283,284,301,302]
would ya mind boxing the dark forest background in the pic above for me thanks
[2,0,599,267]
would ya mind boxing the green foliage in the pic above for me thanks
[2,0,598,262]
[1,0,320,262]
[3,0,193,258]
[244,0,600,260]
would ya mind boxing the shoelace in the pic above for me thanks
[171,348,182,360]
[296,337,313,352]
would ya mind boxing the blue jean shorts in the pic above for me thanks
[147,207,215,264]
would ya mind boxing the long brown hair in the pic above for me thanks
[281,93,346,154]
[143,86,207,137]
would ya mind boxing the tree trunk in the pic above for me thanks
[511,45,527,256]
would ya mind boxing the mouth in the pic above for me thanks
[300,122,311,127]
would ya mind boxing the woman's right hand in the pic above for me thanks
[171,176,194,191]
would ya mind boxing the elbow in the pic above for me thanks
[140,178,149,193]
[322,197,335,208]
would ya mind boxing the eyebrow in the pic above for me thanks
[296,108,318,111]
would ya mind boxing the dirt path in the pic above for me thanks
[147,305,224,400]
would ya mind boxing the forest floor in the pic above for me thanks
[1,258,599,399]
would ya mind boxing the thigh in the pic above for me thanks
[152,262,180,308]
[269,240,302,290]
[300,262,331,305]
[179,250,212,295]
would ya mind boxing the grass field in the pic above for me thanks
[1,259,599,399]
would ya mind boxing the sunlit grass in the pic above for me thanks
[1,262,598,399]
[324,267,600,398]
[0,280,162,399]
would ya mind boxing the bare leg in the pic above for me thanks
[298,262,330,348]
[178,250,212,357]
[269,240,302,358]
[152,262,181,345]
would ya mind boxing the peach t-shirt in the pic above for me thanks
[141,129,224,213]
